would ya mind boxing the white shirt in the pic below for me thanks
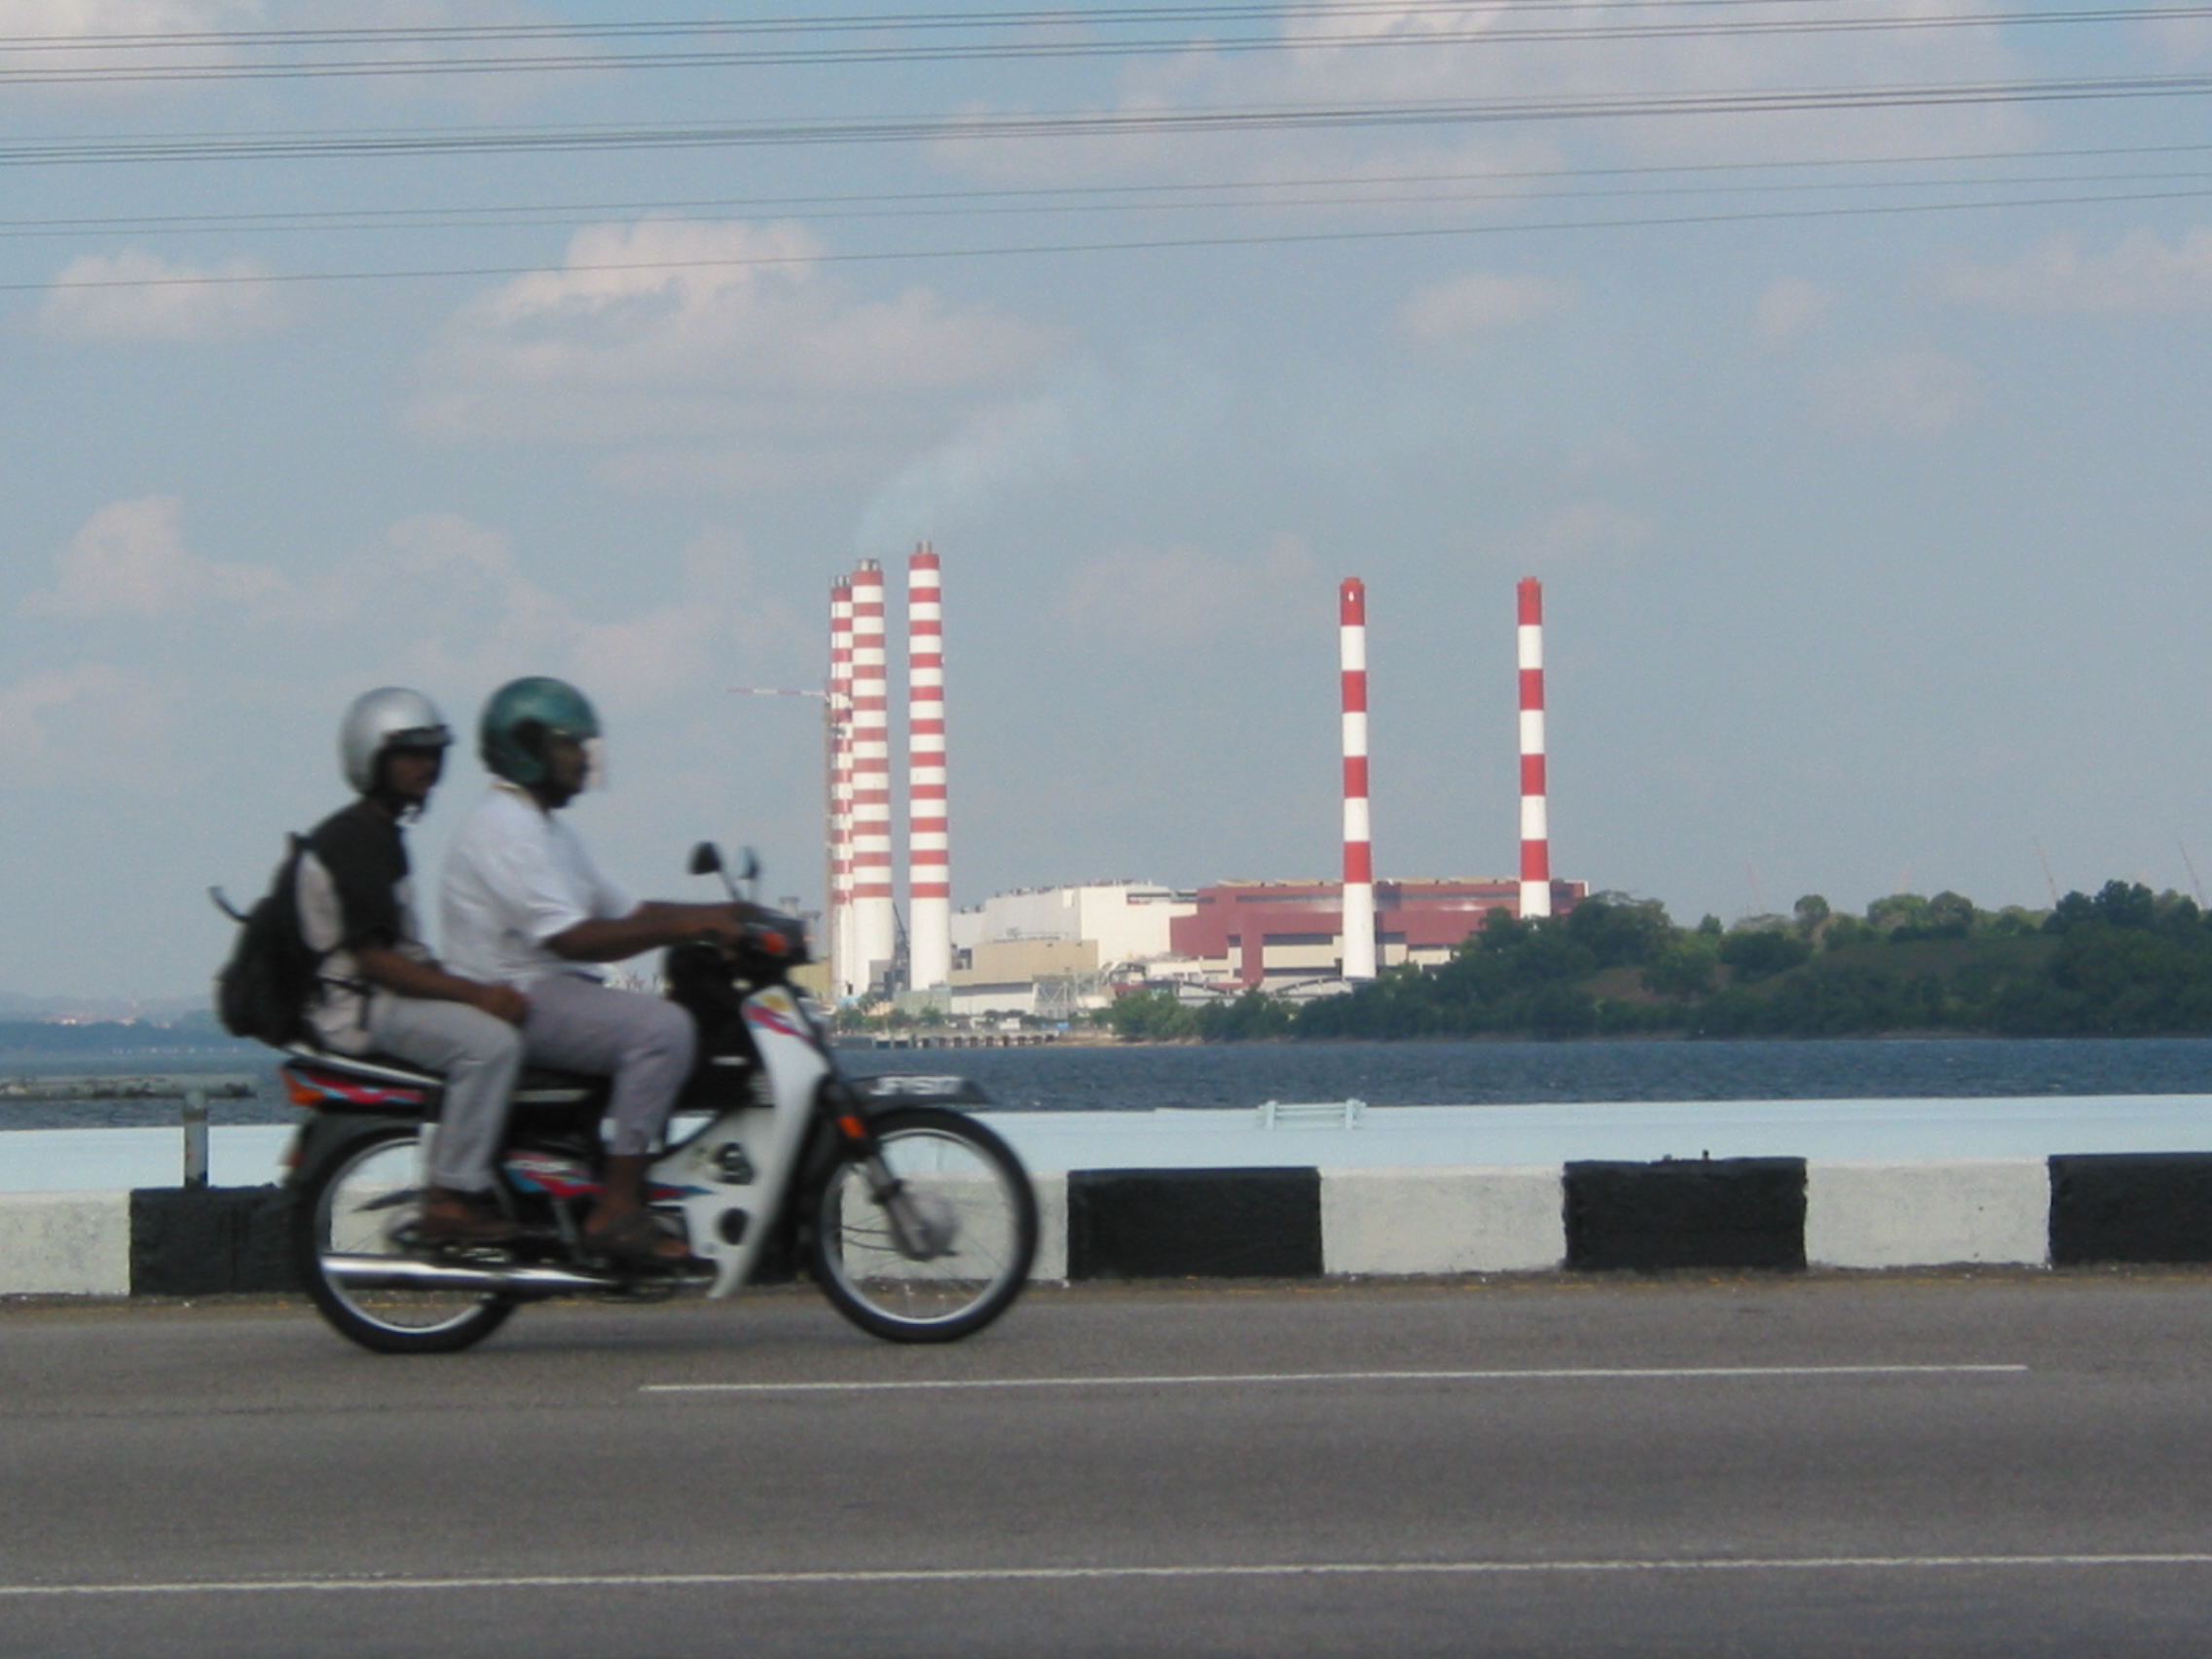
[440,783,637,986]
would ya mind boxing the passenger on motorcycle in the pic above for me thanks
[300,689,531,1243]
[439,677,756,1268]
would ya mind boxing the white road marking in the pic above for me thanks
[1,1552,2204,1600]
[640,1363,2028,1395]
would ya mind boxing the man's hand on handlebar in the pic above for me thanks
[694,902,780,952]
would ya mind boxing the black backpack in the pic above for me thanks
[210,836,323,1045]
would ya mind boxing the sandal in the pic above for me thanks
[584,1207,692,1268]
[420,1188,521,1244]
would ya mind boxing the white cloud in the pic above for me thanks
[0,2,565,117]
[37,250,287,343]
[852,357,1230,555]
[0,659,181,792]
[1939,229,2212,314]
[1756,277,1832,340]
[0,665,123,764]
[1400,272,1571,341]
[0,3,263,76]
[381,514,788,709]
[936,0,2036,189]
[1827,351,1979,436]
[18,502,772,711]
[408,219,1057,449]
[19,497,290,618]
[855,391,1084,556]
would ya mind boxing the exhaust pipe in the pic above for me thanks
[320,1254,626,1296]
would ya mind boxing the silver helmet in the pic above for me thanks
[339,687,453,794]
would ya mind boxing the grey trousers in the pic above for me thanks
[366,994,524,1195]
[519,974,697,1158]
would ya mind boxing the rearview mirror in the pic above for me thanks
[687,842,722,877]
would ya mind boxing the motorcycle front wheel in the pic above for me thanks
[807,1106,1038,1344]
[293,1122,517,1355]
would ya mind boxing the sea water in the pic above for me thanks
[6,1037,2212,1193]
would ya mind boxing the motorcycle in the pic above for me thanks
[277,843,1037,1355]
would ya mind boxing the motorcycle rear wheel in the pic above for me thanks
[294,1122,517,1355]
[807,1106,1037,1344]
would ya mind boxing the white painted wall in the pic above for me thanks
[0,1192,131,1295]
[1029,1171,1068,1282]
[1805,1159,2049,1269]
[972,884,1194,964]
[1320,1166,1567,1275]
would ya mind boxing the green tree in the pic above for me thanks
[1926,891,1977,938]
[1104,987,1198,1041]
[1792,895,1831,939]
[1642,940,1718,999]
[1196,989,1293,1042]
[1719,929,1814,982]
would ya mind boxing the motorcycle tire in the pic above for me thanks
[293,1121,517,1356]
[806,1106,1038,1344]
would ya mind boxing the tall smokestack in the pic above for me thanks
[906,544,952,989]
[1518,576,1551,920]
[849,560,898,992]
[1340,576,1377,980]
[829,576,856,997]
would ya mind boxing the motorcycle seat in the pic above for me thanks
[282,1044,605,1109]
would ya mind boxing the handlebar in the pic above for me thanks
[690,913,810,966]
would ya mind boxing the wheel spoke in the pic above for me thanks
[305,1131,510,1347]
[813,1112,1035,1340]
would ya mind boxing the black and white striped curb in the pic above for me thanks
[6,1155,2212,1296]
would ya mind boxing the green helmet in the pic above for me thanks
[478,677,600,786]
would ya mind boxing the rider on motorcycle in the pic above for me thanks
[300,689,530,1242]
[439,677,758,1267]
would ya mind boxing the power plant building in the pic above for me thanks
[943,882,1197,1016]
[1170,878,1588,990]
[830,568,1587,1015]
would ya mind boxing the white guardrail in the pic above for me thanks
[0,1075,259,1188]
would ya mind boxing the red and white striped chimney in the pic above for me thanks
[829,576,857,997]
[849,560,898,991]
[1517,576,1551,920]
[1340,576,1377,980]
[906,545,952,989]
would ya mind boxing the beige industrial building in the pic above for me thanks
[943,883,1198,1017]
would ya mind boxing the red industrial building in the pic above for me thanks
[1169,878,1588,989]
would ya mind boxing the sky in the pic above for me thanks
[4,0,2212,1001]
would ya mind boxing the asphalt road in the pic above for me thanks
[5,1272,2212,1656]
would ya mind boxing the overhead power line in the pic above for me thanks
[0,5,2200,83]
[0,0,2180,52]
[7,73,2212,167]
[2,137,2209,239]
[3,153,2211,240]
[12,177,2212,295]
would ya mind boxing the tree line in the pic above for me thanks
[1100,881,2212,1041]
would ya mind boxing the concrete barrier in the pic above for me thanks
[1030,1171,1069,1282]
[1067,1168,1322,1279]
[2049,1153,2212,1265]
[1806,1159,2049,1269]
[0,1192,130,1295]
[129,1186,296,1297]
[1321,1166,1564,1275]
[1566,1158,1807,1272]
[20,1152,2212,1299]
